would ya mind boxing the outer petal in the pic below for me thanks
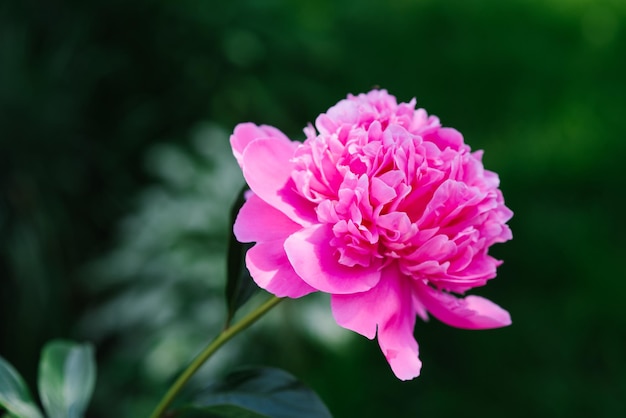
[331,265,421,380]
[330,287,379,341]
[284,224,381,294]
[241,137,316,226]
[234,193,302,243]
[246,241,317,298]
[415,282,511,329]
[230,123,291,168]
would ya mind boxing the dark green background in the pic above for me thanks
[2,0,625,417]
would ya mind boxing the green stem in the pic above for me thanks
[149,296,283,418]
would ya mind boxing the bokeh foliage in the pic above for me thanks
[2,0,625,417]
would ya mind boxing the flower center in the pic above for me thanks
[292,122,445,270]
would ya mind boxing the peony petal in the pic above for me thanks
[331,266,422,380]
[246,241,317,298]
[234,193,302,243]
[331,291,379,340]
[241,137,316,227]
[284,224,381,294]
[416,282,511,329]
[378,319,422,381]
[422,127,467,151]
[230,123,291,167]
[376,270,422,380]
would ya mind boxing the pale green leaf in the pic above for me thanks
[37,340,96,418]
[0,356,43,418]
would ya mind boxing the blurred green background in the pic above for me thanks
[2,0,625,416]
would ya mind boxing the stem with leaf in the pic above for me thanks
[149,296,283,418]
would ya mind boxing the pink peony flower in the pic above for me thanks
[231,89,513,380]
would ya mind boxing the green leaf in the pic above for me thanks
[175,404,270,418]
[194,367,332,418]
[37,340,96,418]
[0,356,43,418]
[225,186,260,326]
